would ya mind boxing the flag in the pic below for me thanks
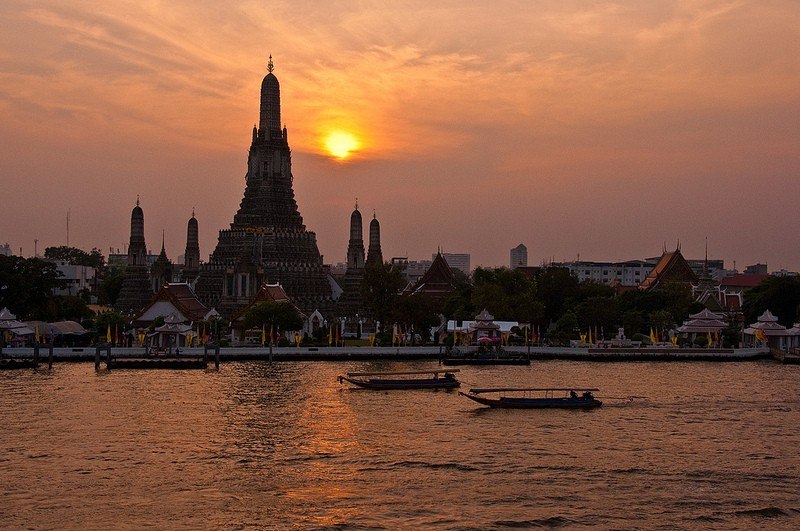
[138,332,146,345]
[328,325,333,346]
[453,328,458,346]
[588,328,592,345]
[649,327,657,344]
[580,332,586,345]
[42,327,47,344]
[594,325,599,345]
[295,333,302,347]
[202,324,207,345]
[115,324,119,346]
[714,329,720,345]
[671,335,678,346]
[262,323,266,346]
[369,334,375,346]
[35,325,40,343]
[334,324,339,346]
[270,324,275,345]
[707,329,713,347]
[106,323,112,343]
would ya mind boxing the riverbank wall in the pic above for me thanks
[0,346,773,362]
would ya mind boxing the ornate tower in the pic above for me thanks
[195,56,333,317]
[181,210,200,283]
[150,231,173,292]
[367,211,383,265]
[347,201,365,269]
[116,197,154,313]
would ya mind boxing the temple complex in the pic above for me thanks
[195,56,334,317]
[116,198,155,314]
[403,250,457,299]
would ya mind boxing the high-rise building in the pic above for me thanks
[195,56,333,317]
[510,244,527,269]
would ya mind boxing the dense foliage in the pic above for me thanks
[241,301,304,332]
[742,276,800,327]
[0,255,67,319]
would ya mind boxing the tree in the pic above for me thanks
[535,267,580,324]
[361,261,405,329]
[98,265,125,305]
[242,301,303,331]
[742,276,800,327]
[0,255,67,319]
[44,246,105,270]
[392,294,439,343]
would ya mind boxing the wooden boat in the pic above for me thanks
[338,370,461,390]
[460,387,602,409]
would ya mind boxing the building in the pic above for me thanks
[181,210,201,284]
[436,253,470,275]
[510,244,527,269]
[404,251,457,299]
[744,263,768,275]
[52,261,96,297]
[639,245,699,291]
[0,243,11,257]
[337,202,366,318]
[194,56,333,318]
[562,260,652,286]
[115,197,155,314]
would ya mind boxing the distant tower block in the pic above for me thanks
[510,244,528,269]
[367,211,383,265]
[182,210,200,283]
[195,56,334,317]
[116,197,154,314]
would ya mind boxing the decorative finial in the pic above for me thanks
[192,207,195,218]
[161,230,165,252]
[355,197,358,211]
[136,194,140,207]
[268,54,274,73]
[373,209,376,219]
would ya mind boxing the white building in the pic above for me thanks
[0,243,11,257]
[53,261,96,297]
[436,253,470,274]
[510,244,527,269]
[561,260,653,286]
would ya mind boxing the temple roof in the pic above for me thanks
[639,248,698,291]
[405,252,456,297]
[720,274,769,288]
[231,282,305,322]
[134,283,209,324]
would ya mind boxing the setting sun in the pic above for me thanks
[324,131,360,160]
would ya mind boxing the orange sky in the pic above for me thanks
[1,1,799,270]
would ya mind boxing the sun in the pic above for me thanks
[324,131,360,160]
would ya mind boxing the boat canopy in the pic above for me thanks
[346,369,460,377]
[469,387,599,394]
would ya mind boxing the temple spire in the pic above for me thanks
[267,54,274,73]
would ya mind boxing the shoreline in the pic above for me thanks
[0,346,772,363]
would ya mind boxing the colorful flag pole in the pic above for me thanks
[106,323,112,343]
[261,323,266,346]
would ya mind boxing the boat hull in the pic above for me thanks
[460,392,602,409]
[0,359,39,370]
[340,376,460,390]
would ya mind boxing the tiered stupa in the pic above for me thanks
[116,197,154,314]
[195,56,333,317]
[181,210,200,284]
[337,201,366,317]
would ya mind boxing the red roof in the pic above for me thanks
[720,274,768,288]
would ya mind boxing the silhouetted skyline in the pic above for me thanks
[2,1,799,269]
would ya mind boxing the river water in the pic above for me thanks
[1,360,799,529]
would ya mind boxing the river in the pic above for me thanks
[2,360,799,529]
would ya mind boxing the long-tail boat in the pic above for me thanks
[338,370,461,390]
[459,387,602,409]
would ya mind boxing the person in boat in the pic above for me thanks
[582,391,594,400]
[570,390,578,399]
[444,372,455,380]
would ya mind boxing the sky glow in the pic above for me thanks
[1,1,799,269]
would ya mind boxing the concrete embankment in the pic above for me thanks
[0,346,773,362]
